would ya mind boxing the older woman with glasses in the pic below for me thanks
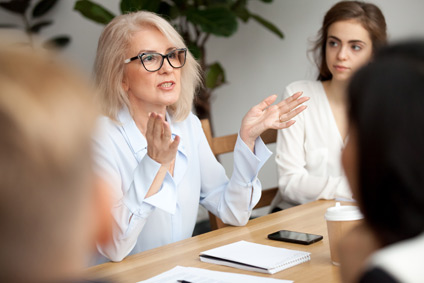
[93,11,308,262]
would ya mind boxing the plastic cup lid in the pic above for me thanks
[324,202,363,221]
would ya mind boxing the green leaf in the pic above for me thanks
[170,0,186,7]
[231,0,249,22]
[32,0,58,18]
[186,7,237,37]
[120,0,161,14]
[74,0,115,25]
[157,2,176,20]
[30,20,52,33]
[206,62,226,89]
[187,41,201,60]
[120,0,141,13]
[43,35,71,49]
[232,6,249,22]
[250,13,283,39]
[0,0,31,15]
[231,0,247,11]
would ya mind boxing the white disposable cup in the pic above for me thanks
[324,203,363,265]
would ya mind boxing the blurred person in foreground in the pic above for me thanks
[339,40,424,283]
[0,46,111,282]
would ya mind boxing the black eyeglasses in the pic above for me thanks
[124,48,187,72]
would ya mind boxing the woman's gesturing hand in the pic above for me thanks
[240,92,309,151]
[146,112,179,166]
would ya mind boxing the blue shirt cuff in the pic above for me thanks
[143,172,177,215]
[122,154,177,217]
[232,134,272,185]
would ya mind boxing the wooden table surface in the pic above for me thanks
[85,200,344,283]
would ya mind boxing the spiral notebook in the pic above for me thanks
[199,240,311,274]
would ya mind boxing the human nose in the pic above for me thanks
[159,56,173,73]
[337,45,348,61]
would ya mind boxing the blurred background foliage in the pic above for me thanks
[0,0,70,49]
[74,0,284,122]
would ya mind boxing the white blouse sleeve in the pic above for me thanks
[275,86,351,205]
[197,119,272,226]
[93,121,180,262]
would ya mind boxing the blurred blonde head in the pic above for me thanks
[0,46,100,282]
[95,11,202,121]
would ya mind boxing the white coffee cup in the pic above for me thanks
[325,202,363,265]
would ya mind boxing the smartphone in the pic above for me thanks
[267,230,323,245]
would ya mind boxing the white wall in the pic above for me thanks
[1,0,424,216]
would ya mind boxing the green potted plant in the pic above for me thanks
[74,0,283,122]
[0,0,70,49]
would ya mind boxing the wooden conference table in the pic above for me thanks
[85,200,344,282]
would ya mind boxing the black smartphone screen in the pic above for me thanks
[267,230,323,245]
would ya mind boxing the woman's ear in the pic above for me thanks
[92,177,113,246]
[122,75,129,92]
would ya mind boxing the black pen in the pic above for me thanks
[177,280,192,283]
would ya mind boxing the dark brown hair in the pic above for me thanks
[311,1,387,81]
[347,40,424,246]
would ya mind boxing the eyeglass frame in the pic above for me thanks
[123,48,187,72]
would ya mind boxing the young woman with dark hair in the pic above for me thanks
[272,1,387,210]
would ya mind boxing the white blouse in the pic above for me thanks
[272,80,352,209]
[93,107,272,262]
[365,233,424,283]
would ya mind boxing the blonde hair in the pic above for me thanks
[94,11,202,121]
[0,47,98,282]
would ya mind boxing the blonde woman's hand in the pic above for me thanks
[146,112,179,166]
[240,92,309,151]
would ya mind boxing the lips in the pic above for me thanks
[334,65,349,71]
[158,81,175,89]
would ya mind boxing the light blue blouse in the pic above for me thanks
[93,107,272,262]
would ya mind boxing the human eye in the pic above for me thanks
[351,44,362,51]
[167,50,178,59]
[327,40,338,48]
[142,53,159,64]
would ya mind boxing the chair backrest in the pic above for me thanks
[200,119,278,230]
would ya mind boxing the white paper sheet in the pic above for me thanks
[137,266,293,283]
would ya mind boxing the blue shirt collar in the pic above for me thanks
[117,106,187,157]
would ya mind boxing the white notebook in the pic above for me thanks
[199,240,311,274]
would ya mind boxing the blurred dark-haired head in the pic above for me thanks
[345,40,424,246]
